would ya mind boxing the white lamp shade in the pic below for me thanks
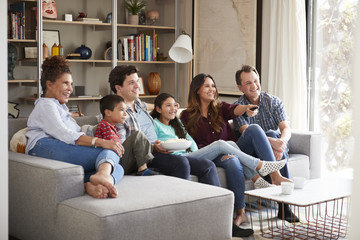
[169,34,192,63]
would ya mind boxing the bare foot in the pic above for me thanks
[270,173,293,186]
[90,173,118,198]
[234,208,247,225]
[85,182,109,199]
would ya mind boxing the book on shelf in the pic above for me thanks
[128,35,135,61]
[9,2,36,40]
[77,17,102,23]
[117,33,158,62]
[118,36,129,61]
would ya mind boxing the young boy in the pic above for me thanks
[95,95,159,176]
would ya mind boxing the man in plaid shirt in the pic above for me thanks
[233,65,298,223]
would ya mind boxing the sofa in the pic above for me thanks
[8,115,321,240]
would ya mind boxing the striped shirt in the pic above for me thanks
[233,91,289,133]
[95,120,121,143]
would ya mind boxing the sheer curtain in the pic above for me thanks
[261,0,308,130]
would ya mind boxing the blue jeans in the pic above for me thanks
[213,154,246,210]
[149,153,220,186]
[28,137,124,184]
[185,140,259,180]
[236,124,290,180]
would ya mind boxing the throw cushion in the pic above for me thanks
[10,127,28,153]
[81,124,97,137]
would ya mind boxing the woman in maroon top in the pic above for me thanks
[180,73,291,234]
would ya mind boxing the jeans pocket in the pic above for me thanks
[30,140,53,159]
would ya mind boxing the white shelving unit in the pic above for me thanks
[8,0,178,115]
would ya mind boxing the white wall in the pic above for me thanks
[1,0,8,238]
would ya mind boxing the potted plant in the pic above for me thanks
[124,0,147,25]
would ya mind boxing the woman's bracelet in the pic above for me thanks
[91,137,98,148]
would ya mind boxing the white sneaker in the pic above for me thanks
[254,177,275,189]
[258,159,287,176]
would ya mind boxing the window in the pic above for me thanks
[309,0,358,174]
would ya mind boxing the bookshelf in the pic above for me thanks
[8,0,178,116]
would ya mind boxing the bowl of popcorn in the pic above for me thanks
[160,138,192,152]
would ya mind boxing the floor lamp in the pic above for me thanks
[169,32,193,92]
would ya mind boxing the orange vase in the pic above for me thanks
[147,72,161,95]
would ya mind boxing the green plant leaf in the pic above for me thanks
[124,0,147,15]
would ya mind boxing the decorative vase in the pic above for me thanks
[75,44,92,59]
[147,72,161,95]
[128,14,139,25]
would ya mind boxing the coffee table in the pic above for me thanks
[245,178,352,239]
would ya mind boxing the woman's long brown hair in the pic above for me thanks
[182,73,225,136]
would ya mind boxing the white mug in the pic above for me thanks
[293,177,306,189]
[281,182,294,195]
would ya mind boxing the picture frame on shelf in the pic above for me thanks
[24,47,37,59]
[139,77,145,95]
[43,29,60,50]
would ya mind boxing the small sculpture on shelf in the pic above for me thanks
[146,10,159,25]
[105,12,112,23]
[139,10,146,25]
[8,43,17,80]
[76,12,87,21]
[74,45,92,59]
[147,72,161,95]
[42,0,57,19]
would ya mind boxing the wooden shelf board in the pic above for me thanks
[22,96,102,102]
[43,19,111,26]
[117,60,174,64]
[10,0,36,2]
[117,23,175,30]
[43,20,175,30]
[67,59,112,63]
[8,39,37,43]
[69,96,102,101]
[139,95,157,98]
[8,79,38,83]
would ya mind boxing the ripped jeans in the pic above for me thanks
[184,140,259,179]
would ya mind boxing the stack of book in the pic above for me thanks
[118,33,157,61]
[8,2,37,40]
[77,18,103,24]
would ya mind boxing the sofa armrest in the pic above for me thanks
[288,131,322,179]
[9,151,84,239]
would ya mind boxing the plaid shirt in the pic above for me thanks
[233,92,289,133]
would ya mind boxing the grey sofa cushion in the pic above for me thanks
[56,176,234,240]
